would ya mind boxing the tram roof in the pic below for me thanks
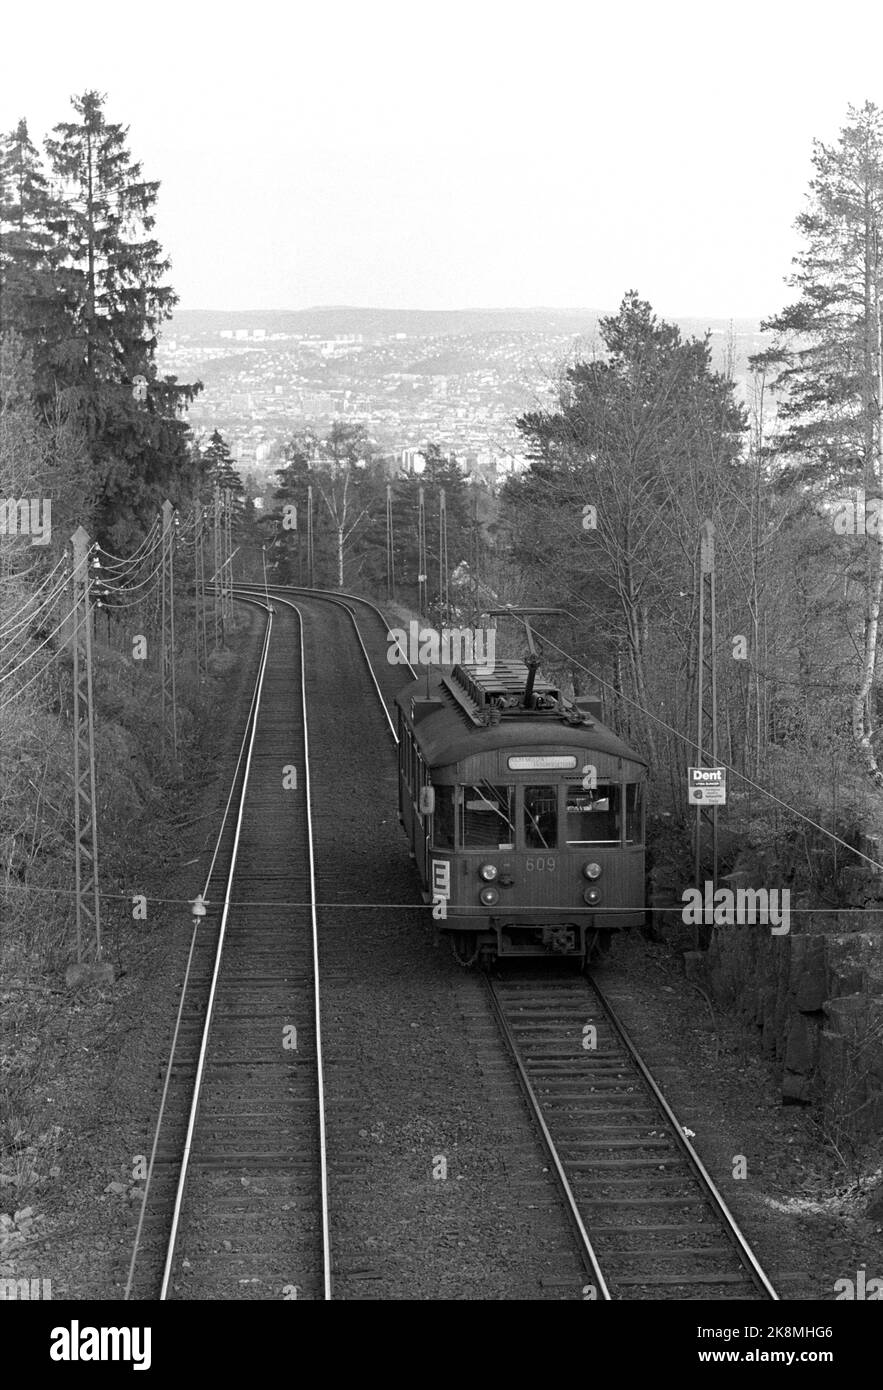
[394,666,648,770]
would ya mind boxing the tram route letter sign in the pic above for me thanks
[688,766,726,805]
[431,860,451,899]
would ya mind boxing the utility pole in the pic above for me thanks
[386,482,396,602]
[92,553,111,648]
[694,519,718,941]
[223,486,233,623]
[70,526,102,965]
[306,484,315,587]
[438,486,449,624]
[417,484,427,616]
[194,498,208,678]
[470,490,480,616]
[160,500,179,763]
[213,484,223,648]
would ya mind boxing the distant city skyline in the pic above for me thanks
[158,305,768,481]
[6,1,883,321]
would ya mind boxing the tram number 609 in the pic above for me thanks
[525,856,556,872]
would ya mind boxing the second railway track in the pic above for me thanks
[127,597,331,1300]
[486,968,779,1300]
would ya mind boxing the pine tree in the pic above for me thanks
[754,103,883,788]
[754,101,883,493]
[510,291,747,765]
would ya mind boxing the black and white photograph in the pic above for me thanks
[2,0,883,1355]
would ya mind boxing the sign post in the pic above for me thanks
[688,766,727,806]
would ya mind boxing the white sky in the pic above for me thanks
[4,0,882,319]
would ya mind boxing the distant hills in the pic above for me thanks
[168,305,764,343]
[158,305,772,462]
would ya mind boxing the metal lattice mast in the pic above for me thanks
[194,498,208,678]
[438,486,449,624]
[70,526,102,962]
[213,484,223,648]
[160,500,178,760]
[386,483,396,602]
[223,487,233,623]
[694,519,718,920]
[471,489,480,615]
[307,484,315,587]
[417,484,427,616]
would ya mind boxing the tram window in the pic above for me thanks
[433,787,455,848]
[626,783,644,844]
[565,784,621,844]
[459,783,515,849]
[524,785,558,849]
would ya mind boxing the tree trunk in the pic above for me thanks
[853,234,883,788]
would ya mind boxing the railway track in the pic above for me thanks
[126,596,331,1300]
[247,585,780,1301]
[235,581,416,714]
[128,580,779,1300]
[485,968,779,1300]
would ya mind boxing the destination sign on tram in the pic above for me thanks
[508,755,578,770]
[687,766,726,805]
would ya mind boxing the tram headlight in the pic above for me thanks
[479,886,500,907]
[583,887,602,905]
[479,864,498,882]
[583,862,602,880]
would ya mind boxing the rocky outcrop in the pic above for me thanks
[652,846,883,1138]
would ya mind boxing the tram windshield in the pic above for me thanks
[565,784,621,844]
[524,785,558,849]
[626,783,644,844]
[433,786,455,848]
[459,783,515,849]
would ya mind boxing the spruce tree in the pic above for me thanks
[202,428,244,498]
[43,91,201,544]
[0,119,64,378]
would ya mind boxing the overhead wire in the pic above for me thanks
[0,607,85,715]
[506,609,883,875]
[0,595,84,686]
[0,554,71,644]
[96,517,162,570]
